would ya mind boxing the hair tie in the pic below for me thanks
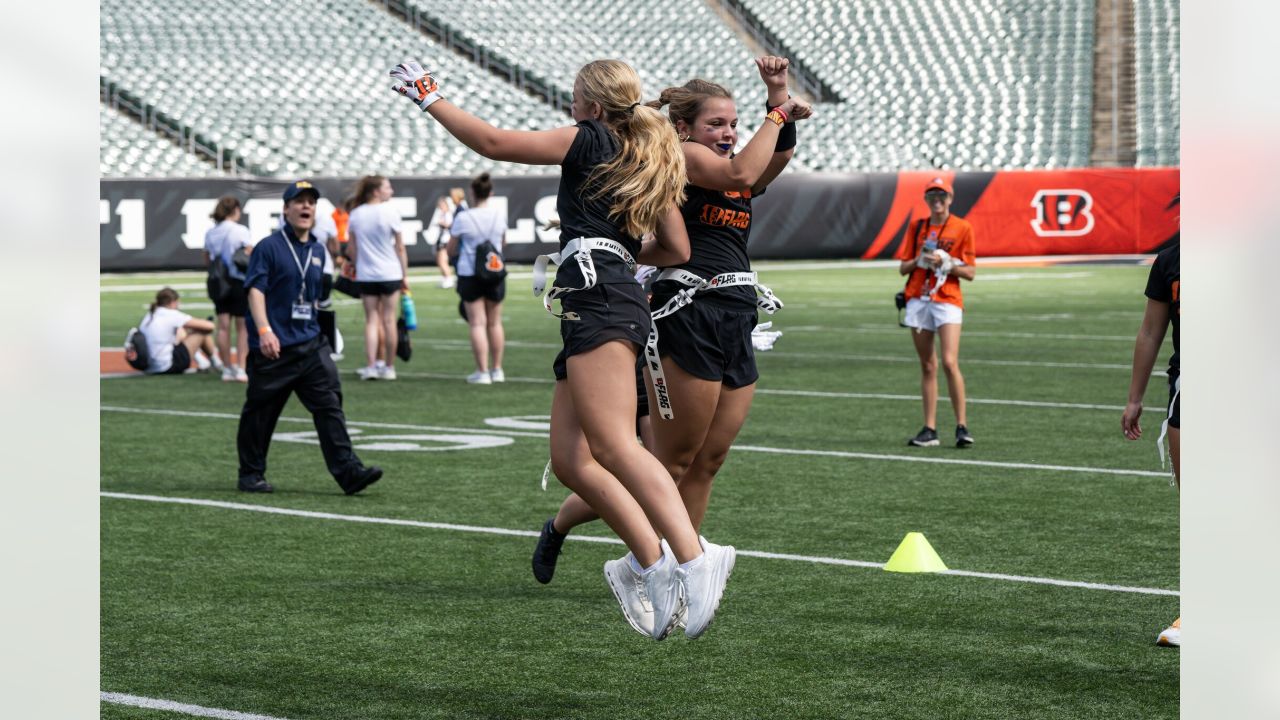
[627,102,641,114]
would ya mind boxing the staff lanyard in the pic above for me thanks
[920,215,950,248]
[282,226,314,303]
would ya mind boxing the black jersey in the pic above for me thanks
[555,119,641,287]
[655,184,757,309]
[1144,242,1179,373]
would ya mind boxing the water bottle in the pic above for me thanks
[401,290,418,330]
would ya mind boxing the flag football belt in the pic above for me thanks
[1157,373,1180,486]
[532,237,635,320]
[644,268,783,420]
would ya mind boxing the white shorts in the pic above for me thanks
[904,298,963,332]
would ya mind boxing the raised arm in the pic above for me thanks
[637,206,691,267]
[391,61,577,165]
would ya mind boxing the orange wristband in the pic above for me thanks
[766,108,787,126]
[258,326,273,336]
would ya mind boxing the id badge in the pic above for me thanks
[291,302,314,320]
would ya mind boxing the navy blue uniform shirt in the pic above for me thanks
[244,224,329,349]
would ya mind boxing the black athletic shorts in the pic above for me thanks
[552,283,650,380]
[457,275,506,303]
[653,295,759,388]
[158,344,190,375]
[213,278,247,316]
[359,280,402,296]
[1167,368,1180,429]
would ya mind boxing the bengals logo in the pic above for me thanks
[1030,189,1095,237]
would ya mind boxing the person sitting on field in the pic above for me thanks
[137,287,218,375]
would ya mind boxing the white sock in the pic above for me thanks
[627,553,644,575]
[375,360,387,370]
[679,554,705,573]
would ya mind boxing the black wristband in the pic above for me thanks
[775,120,796,152]
[766,97,796,152]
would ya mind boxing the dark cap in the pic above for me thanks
[282,180,321,203]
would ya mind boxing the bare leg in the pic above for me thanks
[485,299,505,371]
[550,380,661,566]
[675,382,755,531]
[465,299,490,372]
[551,406,655,536]
[936,322,967,427]
[910,329,939,428]
[1169,426,1180,490]
[234,316,248,370]
[436,247,453,282]
[362,294,381,368]
[215,312,232,370]
[381,292,400,369]
[565,340,702,562]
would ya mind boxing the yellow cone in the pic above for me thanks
[883,532,948,573]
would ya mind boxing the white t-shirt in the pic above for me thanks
[349,203,404,282]
[451,206,506,277]
[140,305,192,373]
[204,220,252,281]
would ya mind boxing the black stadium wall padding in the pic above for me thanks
[100,168,1179,271]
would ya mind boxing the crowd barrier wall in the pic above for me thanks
[100,168,1179,271]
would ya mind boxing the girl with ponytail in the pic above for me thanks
[531,57,814,594]
[391,57,734,640]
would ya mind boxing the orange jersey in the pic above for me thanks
[896,214,976,308]
[333,207,350,244]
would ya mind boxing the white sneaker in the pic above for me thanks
[357,366,380,381]
[603,554,654,638]
[489,368,505,383]
[1156,617,1180,647]
[221,367,238,383]
[679,537,735,639]
[193,350,212,372]
[466,370,492,385]
[642,547,682,641]
[234,367,248,383]
[379,366,397,381]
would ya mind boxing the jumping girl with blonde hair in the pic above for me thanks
[391,57,735,640]
[530,58,813,610]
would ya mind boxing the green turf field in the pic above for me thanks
[100,261,1179,719]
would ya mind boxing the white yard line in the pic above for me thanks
[100,692,292,720]
[759,349,1145,372]
[101,405,1167,479]
[99,492,1178,597]
[754,388,1161,413]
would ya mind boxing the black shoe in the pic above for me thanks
[339,465,383,495]
[532,517,568,584]
[907,426,940,447]
[955,425,975,448]
[238,476,274,493]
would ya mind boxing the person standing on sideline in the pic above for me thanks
[1122,237,1180,646]
[391,57,735,641]
[237,180,383,495]
[348,175,408,381]
[203,195,251,382]
[137,287,217,375]
[896,177,977,448]
[447,172,507,384]
[428,188,466,289]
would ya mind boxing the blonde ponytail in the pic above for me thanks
[576,60,686,238]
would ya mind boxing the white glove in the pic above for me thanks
[751,322,782,352]
[935,248,954,276]
[389,60,444,110]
